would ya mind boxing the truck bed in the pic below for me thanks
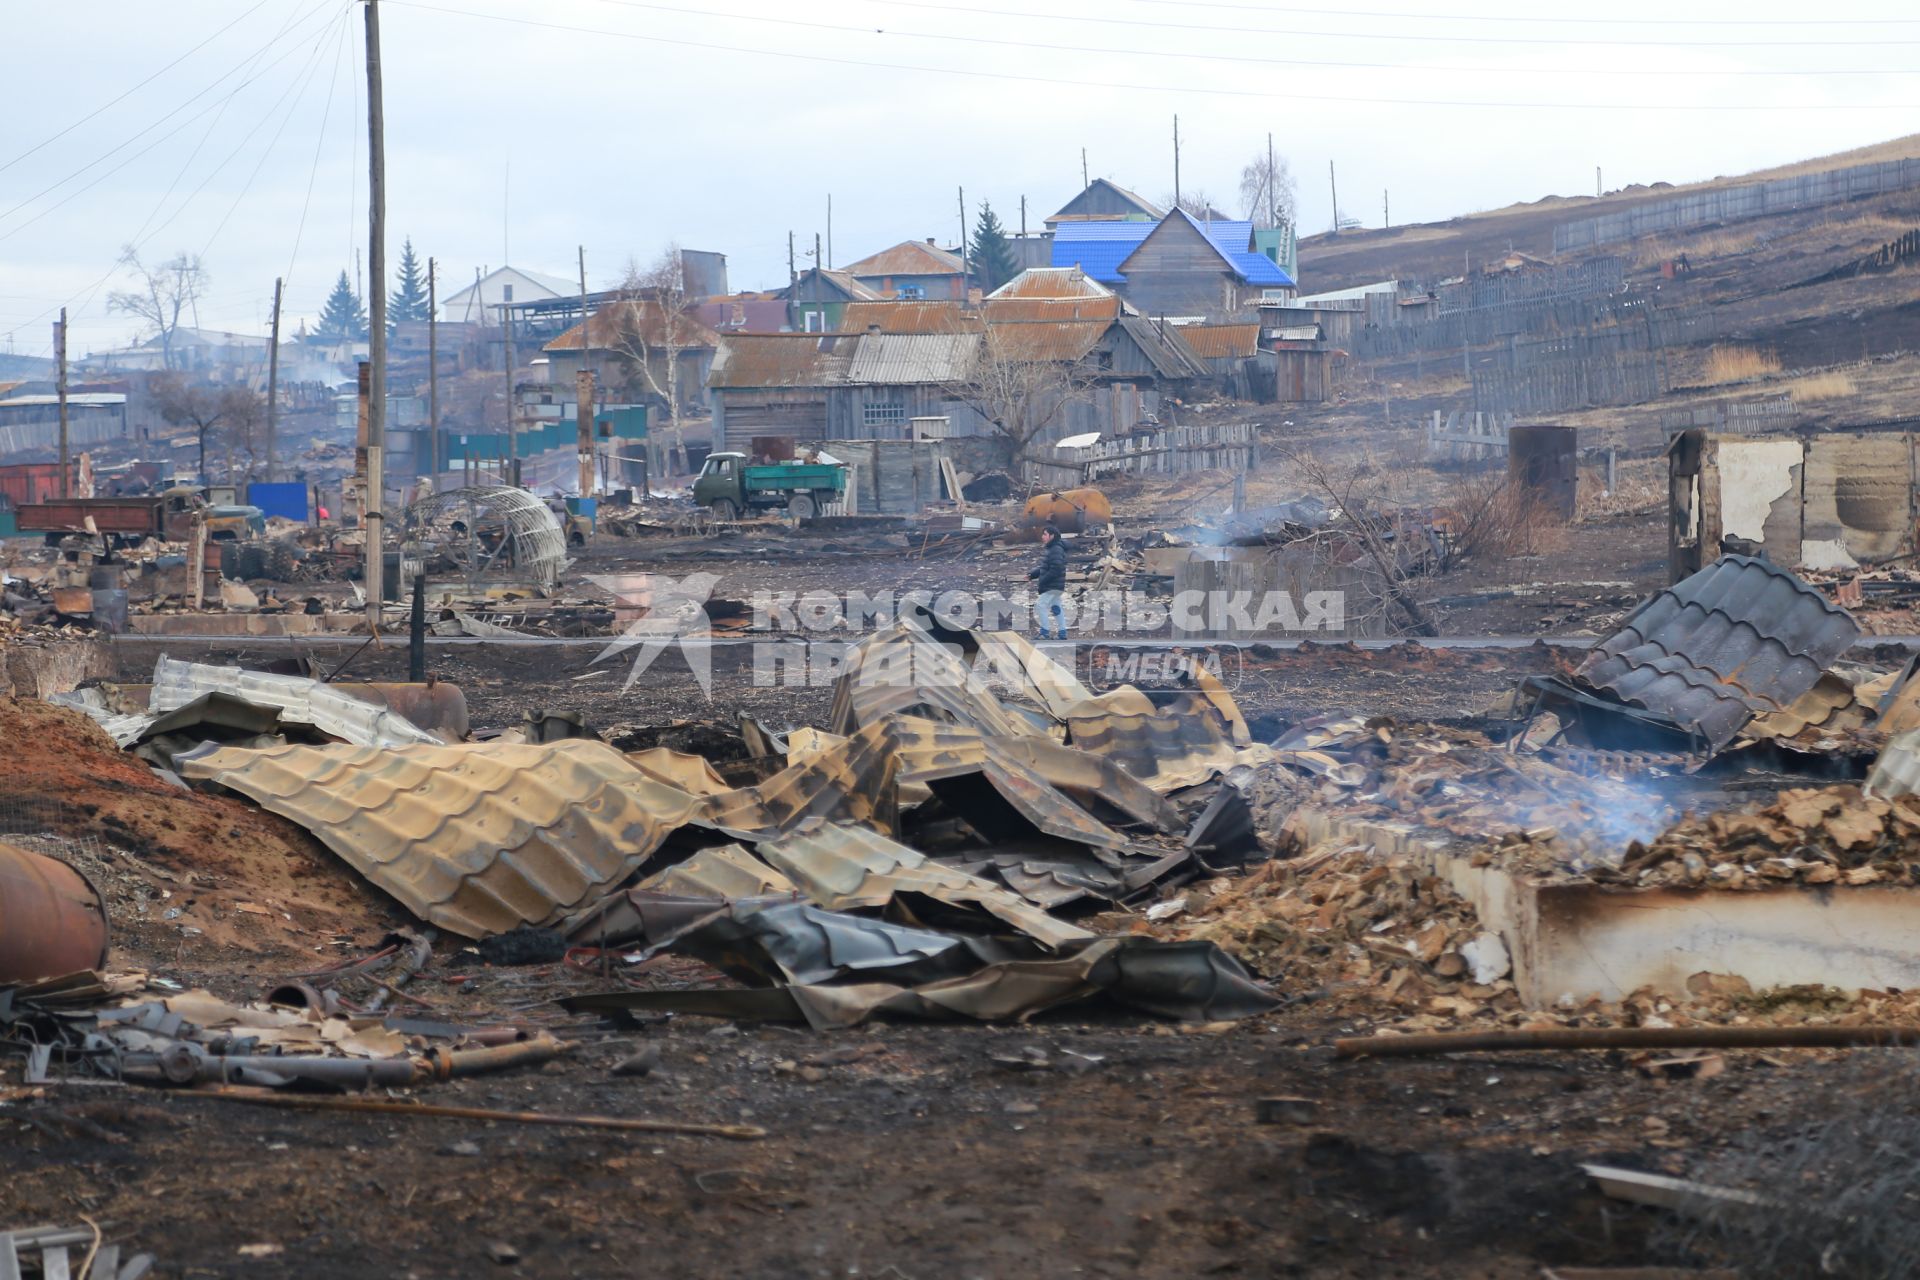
[15,498,163,534]
[741,463,843,492]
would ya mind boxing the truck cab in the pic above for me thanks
[691,452,748,520]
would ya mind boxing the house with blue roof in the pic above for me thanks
[1048,210,1295,317]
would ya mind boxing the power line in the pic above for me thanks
[875,0,1920,46]
[588,0,1920,77]
[386,2,1920,110]
[284,13,352,295]
[0,0,277,178]
[1111,0,1920,26]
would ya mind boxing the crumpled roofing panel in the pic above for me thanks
[178,740,703,939]
[152,655,442,748]
[1572,555,1859,750]
[1868,726,1920,801]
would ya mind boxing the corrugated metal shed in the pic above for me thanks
[178,739,705,939]
[837,301,981,334]
[709,334,855,389]
[1177,323,1260,359]
[1572,554,1860,750]
[846,333,981,385]
[840,240,966,278]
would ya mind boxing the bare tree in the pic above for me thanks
[608,245,709,477]
[958,325,1101,466]
[152,375,260,483]
[1278,445,1437,637]
[1159,190,1228,221]
[108,248,208,371]
[1239,150,1298,230]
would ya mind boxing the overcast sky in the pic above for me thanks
[2,0,1916,357]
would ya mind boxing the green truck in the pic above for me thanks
[691,452,846,520]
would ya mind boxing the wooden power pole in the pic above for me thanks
[427,257,438,436]
[577,244,593,498]
[1172,114,1181,209]
[363,0,387,625]
[1328,160,1339,234]
[54,309,68,497]
[266,277,282,483]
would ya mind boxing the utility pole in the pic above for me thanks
[1383,190,1390,229]
[578,245,593,498]
[957,186,967,277]
[1081,148,1088,191]
[1328,160,1339,234]
[1019,194,1026,238]
[1267,133,1277,226]
[266,277,282,484]
[427,257,438,437]
[1596,165,1602,197]
[504,297,517,478]
[1172,114,1181,209]
[363,0,386,625]
[788,231,796,289]
[826,193,833,269]
[54,310,68,498]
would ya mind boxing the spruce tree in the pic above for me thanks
[969,202,1020,294]
[316,270,369,340]
[389,237,430,330]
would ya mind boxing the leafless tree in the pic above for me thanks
[1159,189,1228,221]
[1238,150,1298,230]
[957,325,1101,466]
[609,245,708,477]
[152,375,260,483]
[1277,445,1437,636]
[108,248,208,371]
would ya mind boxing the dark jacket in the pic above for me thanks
[1029,538,1067,594]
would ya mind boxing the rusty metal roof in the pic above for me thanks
[1572,554,1860,750]
[837,301,981,334]
[543,298,720,353]
[846,332,980,385]
[1117,316,1210,379]
[177,740,705,939]
[981,319,1107,364]
[708,333,856,389]
[1178,323,1260,359]
[987,268,1115,301]
[841,240,966,278]
[983,296,1122,323]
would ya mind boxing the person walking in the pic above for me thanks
[1027,523,1068,641]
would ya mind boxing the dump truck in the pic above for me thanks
[17,488,263,547]
[691,452,846,520]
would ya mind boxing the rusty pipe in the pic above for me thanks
[0,840,109,983]
[415,1032,568,1082]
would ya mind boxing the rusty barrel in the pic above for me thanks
[0,841,109,982]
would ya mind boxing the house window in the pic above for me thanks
[897,283,926,300]
[803,310,825,333]
[863,403,907,428]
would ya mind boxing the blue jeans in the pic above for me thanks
[1037,590,1066,640]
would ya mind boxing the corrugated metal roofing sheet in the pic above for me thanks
[983,296,1122,323]
[1179,323,1260,359]
[543,299,719,353]
[708,334,855,389]
[1050,222,1154,283]
[837,301,981,334]
[846,332,981,385]
[840,240,967,278]
[982,319,1107,363]
[178,739,705,939]
[987,268,1115,301]
[1116,316,1210,379]
[150,656,442,748]
[1572,554,1860,750]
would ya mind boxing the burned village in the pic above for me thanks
[5,3,1920,1277]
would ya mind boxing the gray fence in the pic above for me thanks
[1473,353,1662,415]
[1554,158,1920,254]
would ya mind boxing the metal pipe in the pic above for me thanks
[194,1086,768,1139]
[416,1033,568,1081]
[1334,1024,1920,1059]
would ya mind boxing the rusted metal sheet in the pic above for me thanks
[0,841,108,982]
[350,682,470,740]
[177,740,705,939]
[151,656,443,748]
